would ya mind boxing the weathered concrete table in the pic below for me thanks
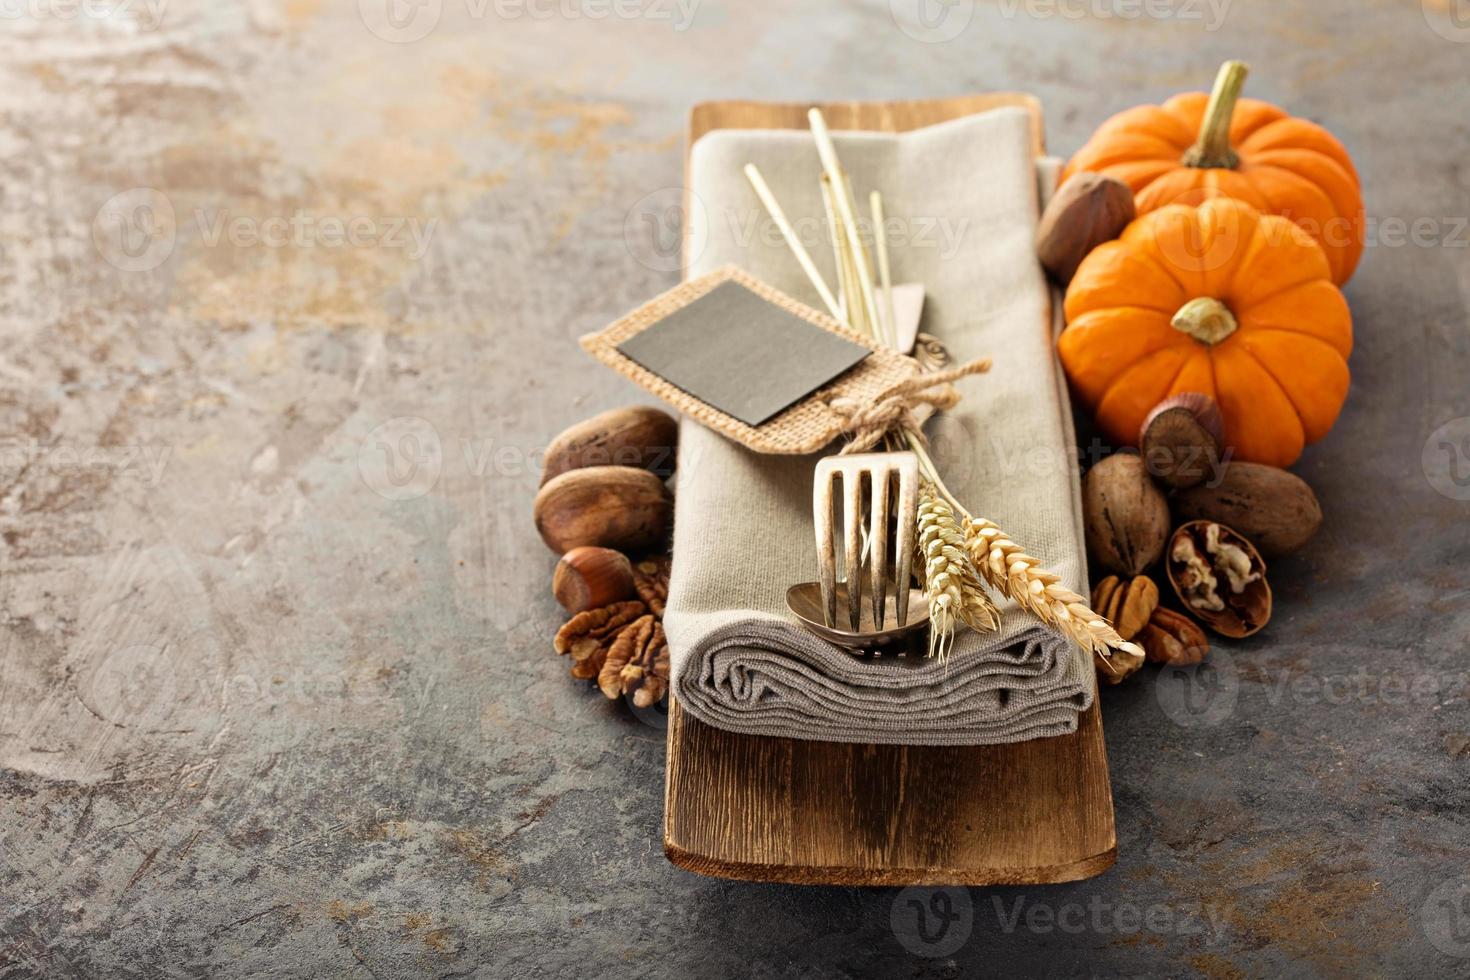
[1,1,1466,975]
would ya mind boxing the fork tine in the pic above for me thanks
[843,468,864,630]
[893,456,919,628]
[813,457,838,627]
[869,463,890,629]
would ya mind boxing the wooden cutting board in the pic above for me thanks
[663,96,1116,886]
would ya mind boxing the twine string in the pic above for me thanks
[827,357,992,454]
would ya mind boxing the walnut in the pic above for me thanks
[1169,534,1224,612]
[597,614,668,707]
[1165,521,1272,639]
[554,600,647,678]
[1204,522,1259,595]
[633,555,671,616]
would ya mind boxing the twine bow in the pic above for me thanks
[828,357,992,454]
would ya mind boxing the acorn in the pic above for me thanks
[552,546,637,614]
[1138,393,1223,490]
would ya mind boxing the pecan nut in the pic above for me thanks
[1139,606,1210,666]
[598,614,668,707]
[554,600,647,679]
[633,555,671,617]
[1090,574,1159,642]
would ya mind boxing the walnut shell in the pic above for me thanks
[1165,521,1271,639]
[541,405,678,486]
[1082,453,1171,577]
[1171,462,1322,556]
[552,546,637,614]
[1139,393,1223,490]
[1036,173,1136,285]
[534,466,673,555]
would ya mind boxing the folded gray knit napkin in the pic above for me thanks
[662,108,1094,745]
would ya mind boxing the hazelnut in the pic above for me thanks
[541,405,678,486]
[1138,393,1223,490]
[1036,173,1136,284]
[533,465,673,555]
[552,546,637,614]
[1165,521,1271,638]
[1171,461,1322,556]
[1082,453,1171,577]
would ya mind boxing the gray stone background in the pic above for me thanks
[0,0,1467,976]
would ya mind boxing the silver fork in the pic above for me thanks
[813,451,920,631]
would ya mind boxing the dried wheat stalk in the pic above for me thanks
[957,563,1000,634]
[918,483,999,658]
[962,516,1142,675]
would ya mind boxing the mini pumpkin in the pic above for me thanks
[1059,197,1352,468]
[1061,61,1364,285]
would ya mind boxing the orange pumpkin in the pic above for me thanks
[1059,197,1352,468]
[1061,61,1364,285]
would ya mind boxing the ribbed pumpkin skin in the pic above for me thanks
[1061,92,1364,285]
[1059,198,1353,468]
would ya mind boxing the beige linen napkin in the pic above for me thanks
[663,108,1093,745]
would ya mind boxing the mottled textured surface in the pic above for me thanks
[1,1,1467,976]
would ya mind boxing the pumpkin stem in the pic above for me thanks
[1182,60,1249,170]
[1172,298,1238,345]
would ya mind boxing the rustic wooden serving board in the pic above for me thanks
[663,96,1116,886]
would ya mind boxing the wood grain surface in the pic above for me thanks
[663,96,1116,886]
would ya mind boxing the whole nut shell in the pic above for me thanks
[1139,607,1209,666]
[1139,393,1223,490]
[533,465,673,555]
[1171,462,1322,556]
[1036,172,1136,284]
[541,405,678,486]
[1165,521,1272,639]
[1082,453,1171,577]
[552,546,637,614]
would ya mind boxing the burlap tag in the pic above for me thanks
[579,265,920,455]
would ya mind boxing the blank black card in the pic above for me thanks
[616,280,871,427]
